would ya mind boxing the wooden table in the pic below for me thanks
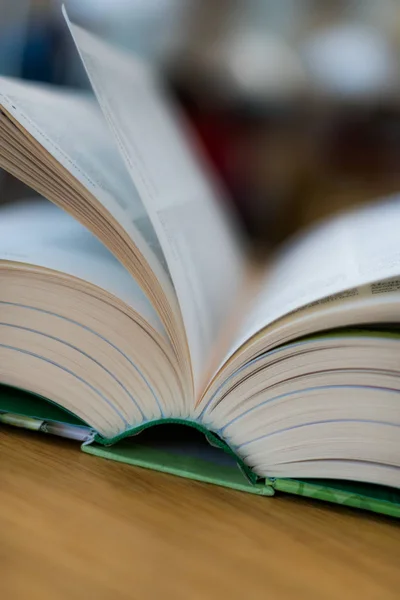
[1,426,399,600]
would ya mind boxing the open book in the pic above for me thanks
[0,9,399,518]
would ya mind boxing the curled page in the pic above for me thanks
[63,7,245,392]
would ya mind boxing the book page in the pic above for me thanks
[64,10,245,391]
[233,196,400,351]
[0,199,164,336]
[0,75,171,286]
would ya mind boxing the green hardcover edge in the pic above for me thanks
[272,478,400,519]
[91,419,259,484]
[1,384,400,516]
[82,438,273,495]
[0,384,87,427]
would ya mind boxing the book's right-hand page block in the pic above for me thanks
[234,197,400,352]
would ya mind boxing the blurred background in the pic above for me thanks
[2,0,400,248]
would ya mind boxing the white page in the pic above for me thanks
[234,196,400,351]
[0,75,171,287]
[0,199,164,335]
[64,9,245,391]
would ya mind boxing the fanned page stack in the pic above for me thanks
[0,9,399,518]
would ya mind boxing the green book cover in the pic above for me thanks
[1,383,400,518]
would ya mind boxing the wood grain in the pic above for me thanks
[0,426,399,600]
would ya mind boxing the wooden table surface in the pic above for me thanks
[1,426,399,600]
